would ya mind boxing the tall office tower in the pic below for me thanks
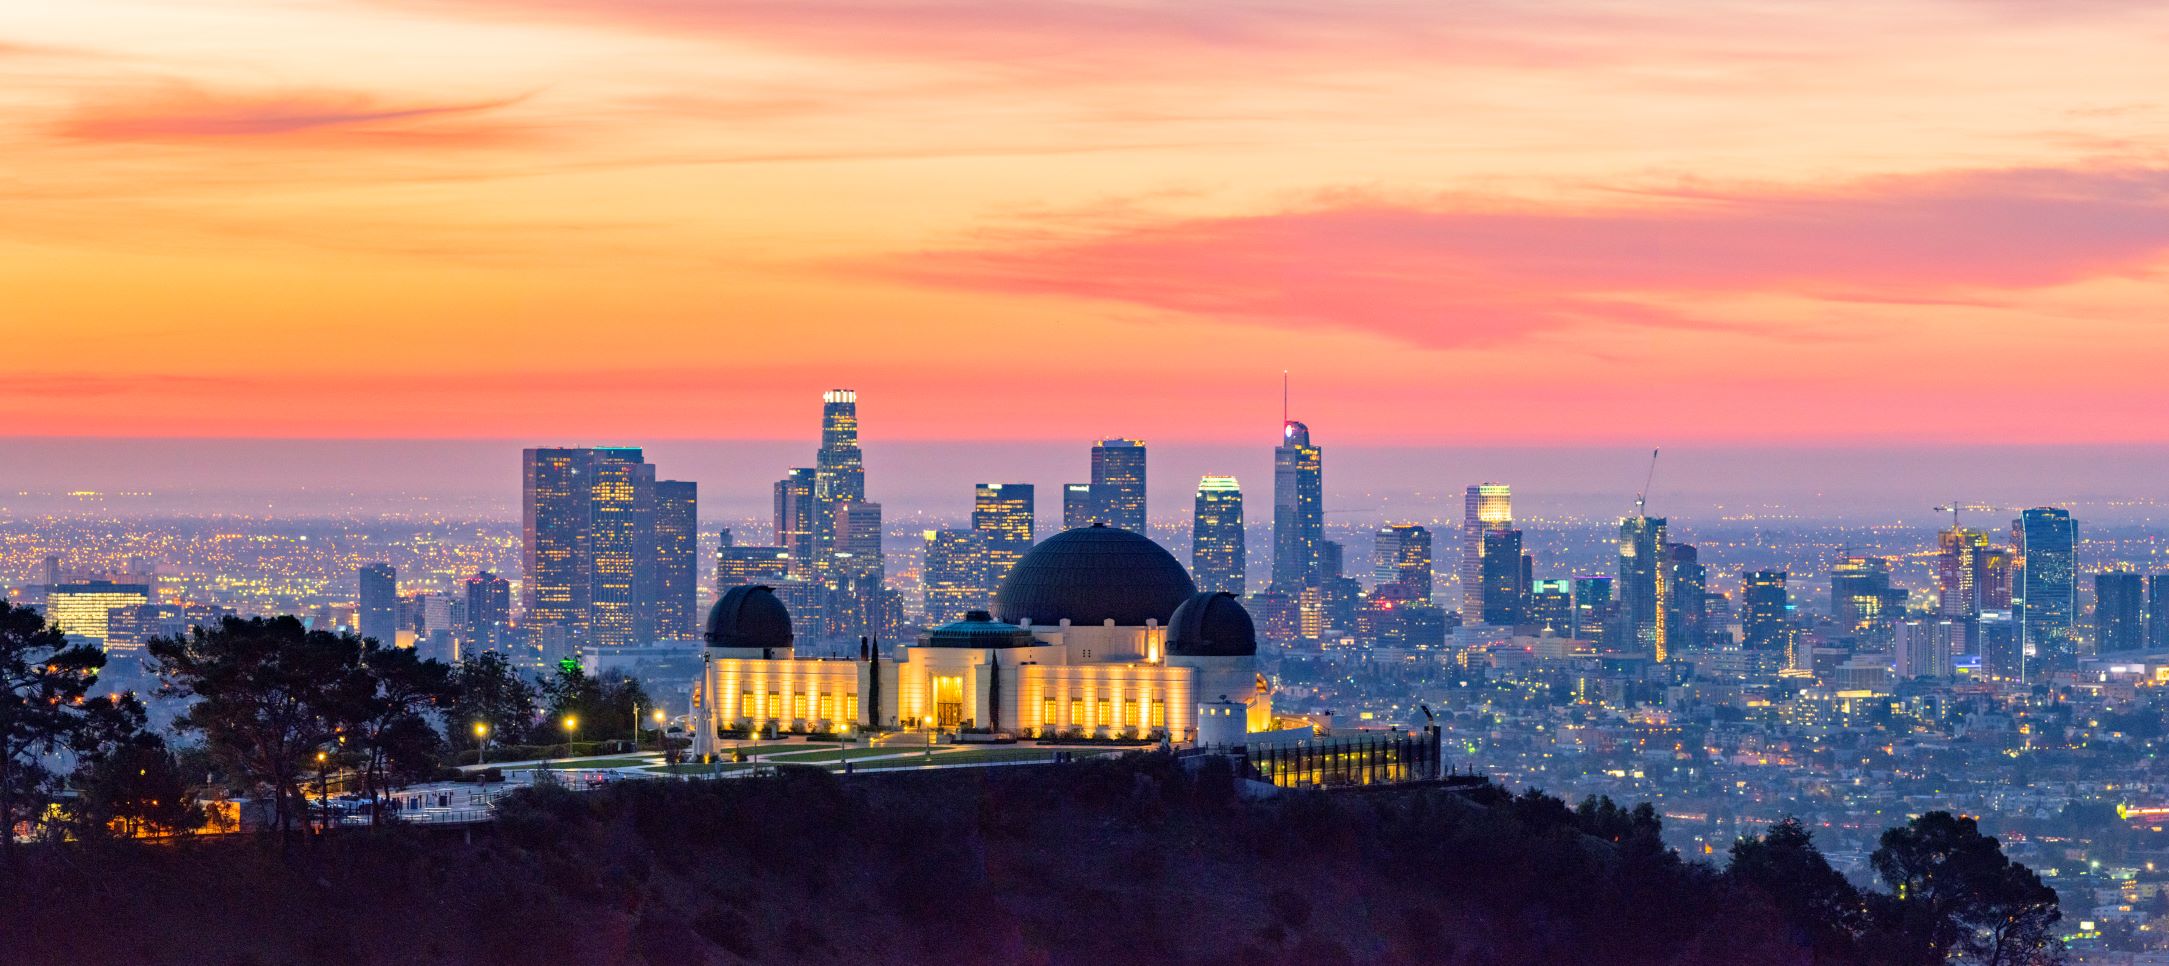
[717,546,793,587]
[104,603,182,656]
[1571,575,1613,644]
[2016,507,2077,667]
[1615,515,1669,660]
[1271,421,1324,589]
[1061,484,1096,531]
[585,449,654,648]
[462,571,511,654]
[2152,575,2169,649]
[1742,571,1789,652]
[1666,543,1707,650]
[1976,546,2015,610]
[521,446,665,651]
[1372,524,1433,604]
[1894,618,1958,680]
[1318,540,1345,580]
[972,483,1036,589]
[2096,572,2145,654]
[829,499,885,635]
[1831,555,1900,636]
[922,529,989,624]
[1089,438,1148,533]
[812,390,866,578]
[652,480,699,637]
[1936,527,1990,616]
[773,468,819,580]
[522,448,590,640]
[1979,609,2022,681]
[41,554,61,590]
[358,562,399,647]
[1461,484,1512,616]
[46,580,150,647]
[1526,579,1573,635]
[1191,476,1246,595]
[1479,529,1524,626]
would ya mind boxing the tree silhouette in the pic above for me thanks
[68,735,205,840]
[1869,811,2062,965]
[349,645,458,826]
[448,649,538,746]
[1728,817,1867,959]
[0,602,145,854]
[149,616,373,837]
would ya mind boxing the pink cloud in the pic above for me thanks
[391,0,1673,76]
[55,84,532,145]
[862,167,2169,347]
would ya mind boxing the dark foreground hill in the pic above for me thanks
[0,755,1875,965]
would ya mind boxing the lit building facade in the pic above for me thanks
[694,526,1271,750]
[653,480,699,637]
[2017,507,2077,667]
[1061,483,1096,531]
[358,562,399,648]
[521,446,677,652]
[1190,476,1245,596]
[1741,570,1789,656]
[1461,483,1512,617]
[922,529,988,624]
[2096,572,2145,654]
[1088,439,1147,534]
[1271,421,1323,590]
[462,571,511,655]
[1615,515,1669,661]
[973,483,1035,589]
[772,468,819,581]
[1479,529,1524,626]
[46,580,150,647]
[1372,524,1432,604]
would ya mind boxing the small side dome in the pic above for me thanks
[706,585,794,649]
[925,610,1037,648]
[1166,591,1257,657]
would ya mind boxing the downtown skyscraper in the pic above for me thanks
[1615,515,1669,661]
[461,570,511,655]
[813,390,866,578]
[1271,420,1323,590]
[1091,438,1148,533]
[1462,484,1512,617]
[357,562,398,647]
[653,480,699,636]
[773,468,819,580]
[973,483,1035,589]
[2096,571,2144,654]
[521,446,697,655]
[1191,476,1245,595]
[2016,507,2077,667]
[1373,524,1432,605]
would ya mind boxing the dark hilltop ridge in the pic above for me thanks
[0,753,2055,966]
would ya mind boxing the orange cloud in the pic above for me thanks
[54,83,534,146]
[865,167,2169,348]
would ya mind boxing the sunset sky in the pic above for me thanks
[9,0,2169,445]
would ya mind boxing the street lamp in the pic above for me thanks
[315,750,330,832]
[473,722,492,803]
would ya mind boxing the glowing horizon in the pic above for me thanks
[8,1,2169,444]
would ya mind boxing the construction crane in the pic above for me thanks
[1634,448,1660,517]
[1933,502,2000,529]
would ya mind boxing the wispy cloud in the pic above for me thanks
[54,83,535,146]
[862,166,2169,347]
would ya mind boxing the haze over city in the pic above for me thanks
[8,2,2169,964]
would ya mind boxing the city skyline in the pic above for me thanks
[11,3,2169,443]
